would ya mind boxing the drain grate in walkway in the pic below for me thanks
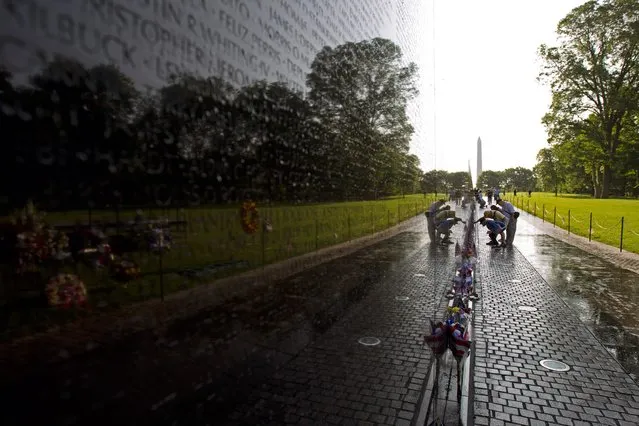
[540,359,570,372]
[357,337,381,346]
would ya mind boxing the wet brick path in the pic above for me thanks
[472,239,639,426]
[515,219,639,380]
[1,230,457,426]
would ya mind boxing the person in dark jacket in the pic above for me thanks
[477,217,506,247]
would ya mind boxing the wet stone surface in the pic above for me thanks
[1,230,456,426]
[516,219,639,380]
[473,238,639,426]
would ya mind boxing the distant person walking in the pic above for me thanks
[486,189,493,205]
[528,189,532,197]
[513,189,517,197]
[426,200,448,242]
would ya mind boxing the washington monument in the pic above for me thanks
[477,137,483,181]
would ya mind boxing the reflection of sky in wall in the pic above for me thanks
[1,0,398,90]
[1,0,429,166]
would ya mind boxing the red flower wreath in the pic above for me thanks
[46,274,88,309]
[240,201,259,234]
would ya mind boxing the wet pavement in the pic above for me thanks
[473,218,639,426]
[3,208,639,426]
[1,229,458,426]
[515,218,639,381]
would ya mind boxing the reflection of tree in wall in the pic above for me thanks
[307,37,421,200]
[0,37,422,212]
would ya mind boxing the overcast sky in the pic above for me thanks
[413,0,586,177]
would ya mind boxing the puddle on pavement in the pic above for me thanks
[516,232,639,380]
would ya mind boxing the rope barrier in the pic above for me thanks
[556,213,566,224]
[570,214,583,223]
[594,218,622,231]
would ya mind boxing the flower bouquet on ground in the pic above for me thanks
[424,320,449,356]
[12,202,71,274]
[111,258,141,283]
[46,273,88,309]
[446,306,472,362]
[76,228,116,269]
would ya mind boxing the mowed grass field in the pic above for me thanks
[504,193,639,254]
[0,194,436,338]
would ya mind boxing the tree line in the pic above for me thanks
[535,0,639,198]
[0,38,423,214]
[421,168,536,194]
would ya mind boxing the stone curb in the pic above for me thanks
[0,214,426,373]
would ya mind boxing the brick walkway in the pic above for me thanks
[517,211,639,275]
[472,235,639,425]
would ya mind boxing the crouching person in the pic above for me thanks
[435,210,466,244]
[477,217,506,247]
[426,200,449,243]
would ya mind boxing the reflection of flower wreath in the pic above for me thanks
[240,201,259,234]
[112,259,140,282]
[46,274,88,308]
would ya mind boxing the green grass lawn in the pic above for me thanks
[504,192,639,254]
[0,194,436,339]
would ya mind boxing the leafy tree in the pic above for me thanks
[421,170,449,194]
[533,148,561,194]
[4,58,139,209]
[502,167,536,192]
[307,38,418,199]
[447,171,473,190]
[235,81,332,202]
[538,0,639,198]
[476,170,504,189]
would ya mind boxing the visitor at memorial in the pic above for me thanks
[454,189,462,205]
[477,217,506,247]
[493,198,520,246]
[434,210,465,244]
[486,189,493,205]
[426,199,449,242]
[475,189,486,208]
[481,210,507,245]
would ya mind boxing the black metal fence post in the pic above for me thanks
[620,217,624,253]
[589,212,593,242]
[568,210,571,234]
[553,207,556,228]
[159,248,164,302]
[542,204,545,223]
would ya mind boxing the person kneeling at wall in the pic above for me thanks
[476,217,506,247]
[435,211,466,244]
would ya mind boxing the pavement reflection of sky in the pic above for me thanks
[515,220,639,381]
